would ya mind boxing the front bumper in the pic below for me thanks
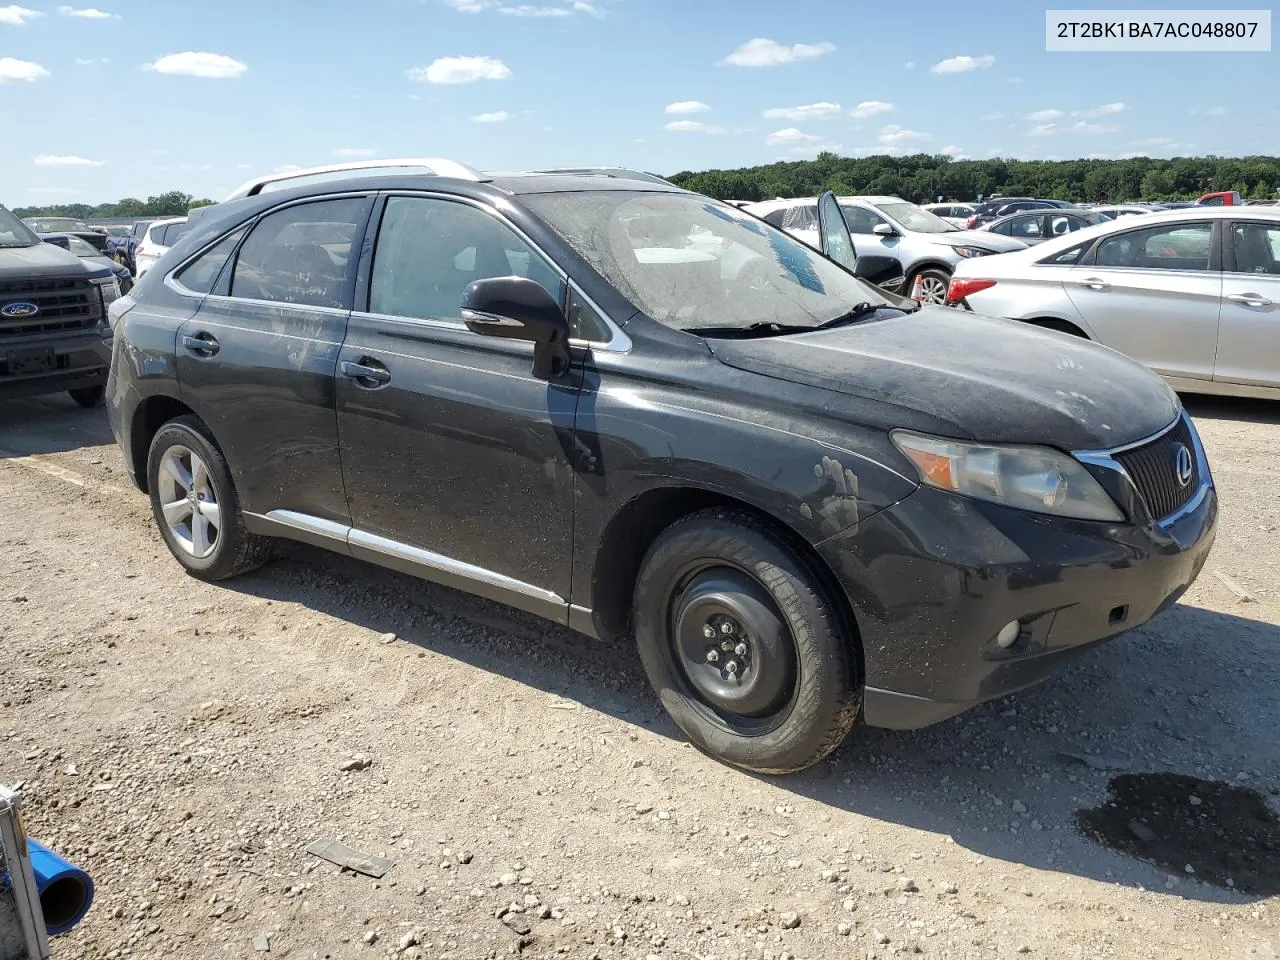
[0,326,112,401]
[821,451,1217,729]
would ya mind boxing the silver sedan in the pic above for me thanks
[947,206,1280,400]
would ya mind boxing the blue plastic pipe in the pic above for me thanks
[26,838,94,935]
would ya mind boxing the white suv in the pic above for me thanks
[134,217,189,278]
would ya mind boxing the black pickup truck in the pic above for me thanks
[1,203,121,407]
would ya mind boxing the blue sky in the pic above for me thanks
[2,0,1275,204]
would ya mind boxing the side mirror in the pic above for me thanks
[852,254,902,288]
[461,276,571,380]
[872,223,897,237]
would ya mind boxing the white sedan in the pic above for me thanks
[947,206,1280,400]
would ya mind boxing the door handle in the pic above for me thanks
[340,359,392,388]
[1227,292,1274,307]
[1078,278,1110,291]
[181,332,220,357]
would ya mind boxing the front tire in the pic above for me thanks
[911,266,952,305]
[146,416,272,581]
[633,509,860,774]
[68,385,105,408]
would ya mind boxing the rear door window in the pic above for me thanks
[1095,222,1214,271]
[175,228,248,294]
[1229,221,1280,275]
[229,198,367,308]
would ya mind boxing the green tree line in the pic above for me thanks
[13,190,216,220]
[668,153,1280,204]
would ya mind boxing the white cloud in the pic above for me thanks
[74,57,109,65]
[0,57,49,82]
[767,127,820,145]
[57,5,117,18]
[849,100,893,120]
[1026,108,1063,122]
[442,0,604,15]
[665,100,711,114]
[1027,123,1058,137]
[1072,120,1119,134]
[147,52,247,78]
[1085,152,1111,160]
[664,120,726,134]
[939,144,968,159]
[1073,102,1127,118]
[34,154,102,166]
[904,61,915,70]
[1189,106,1229,117]
[720,38,834,68]
[500,4,570,15]
[930,54,995,74]
[763,101,842,121]
[979,112,1004,121]
[470,110,510,123]
[878,124,931,146]
[408,55,511,84]
[333,148,377,157]
[0,4,40,24]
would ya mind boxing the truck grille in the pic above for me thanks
[1113,418,1200,521]
[0,278,102,337]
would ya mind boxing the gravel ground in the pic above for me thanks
[1,393,1277,960]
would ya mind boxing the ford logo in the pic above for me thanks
[0,301,39,319]
[1171,443,1194,488]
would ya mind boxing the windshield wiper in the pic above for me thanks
[813,301,905,330]
[686,321,816,339]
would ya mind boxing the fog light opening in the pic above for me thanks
[996,620,1021,650]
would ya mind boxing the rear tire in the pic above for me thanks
[911,267,951,305]
[68,386,105,408]
[146,416,272,581]
[633,508,860,774]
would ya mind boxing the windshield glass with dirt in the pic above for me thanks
[872,201,959,233]
[0,206,40,248]
[522,191,892,332]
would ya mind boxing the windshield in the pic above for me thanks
[25,217,90,232]
[522,191,893,332]
[0,206,40,247]
[871,201,958,233]
[65,235,101,257]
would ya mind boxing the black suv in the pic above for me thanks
[1,203,122,407]
[107,165,1217,774]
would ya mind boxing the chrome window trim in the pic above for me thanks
[196,293,352,318]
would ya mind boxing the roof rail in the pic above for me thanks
[528,167,675,186]
[224,158,486,201]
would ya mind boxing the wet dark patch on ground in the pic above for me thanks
[1077,772,1280,895]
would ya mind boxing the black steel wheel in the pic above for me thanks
[634,508,860,774]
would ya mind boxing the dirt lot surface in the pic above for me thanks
[1,394,1277,960]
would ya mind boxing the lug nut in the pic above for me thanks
[721,641,734,652]
[703,624,716,639]
[706,649,720,663]
[720,621,735,635]
[725,660,739,675]
[734,643,747,656]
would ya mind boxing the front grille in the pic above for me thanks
[1113,418,1200,521]
[0,278,102,338]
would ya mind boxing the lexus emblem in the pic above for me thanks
[1171,443,1193,488]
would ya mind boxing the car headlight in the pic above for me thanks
[891,431,1124,522]
[91,276,121,309]
[950,245,992,258]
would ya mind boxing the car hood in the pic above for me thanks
[0,240,108,280]
[929,230,1027,253]
[706,307,1180,450]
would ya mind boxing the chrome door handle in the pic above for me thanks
[1078,278,1110,291]
[181,332,219,357]
[1227,292,1273,307]
[340,359,391,387]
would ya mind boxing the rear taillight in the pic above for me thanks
[135,243,146,257]
[966,216,979,229]
[946,277,996,304]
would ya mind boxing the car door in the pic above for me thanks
[1065,219,1221,381]
[176,195,373,525]
[1217,218,1280,388]
[334,193,582,621]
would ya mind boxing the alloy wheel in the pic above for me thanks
[919,274,949,305]
[156,444,221,559]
